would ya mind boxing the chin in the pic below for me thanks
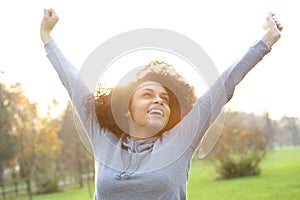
[148,120,167,134]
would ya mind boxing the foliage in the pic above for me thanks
[0,83,35,183]
[34,102,62,194]
[57,102,94,188]
[206,111,270,179]
[0,81,94,194]
[276,116,300,146]
[0,82,63,193]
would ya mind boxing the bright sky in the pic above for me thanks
[1,0,299,120]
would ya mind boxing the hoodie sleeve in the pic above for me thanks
[171,40,271,152]
[44,40,99,141]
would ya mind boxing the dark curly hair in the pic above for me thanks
[93,61,197,137]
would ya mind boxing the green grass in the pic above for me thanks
[14,187,94,200]
[187,146,300,200]
[34,187,93,200]
[12,146,300,200]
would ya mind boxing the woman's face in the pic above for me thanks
[128,81,171,136]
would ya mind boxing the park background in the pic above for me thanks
[1,0,299,199]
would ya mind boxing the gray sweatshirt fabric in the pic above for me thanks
[44,39,270,200]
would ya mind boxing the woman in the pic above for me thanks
[40,8,282,200]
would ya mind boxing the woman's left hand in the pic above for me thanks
[262,12,283,49]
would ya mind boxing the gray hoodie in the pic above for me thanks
[44,39,270,200]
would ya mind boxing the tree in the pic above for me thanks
[33,102,62,194]
[263,112,279,148]
[0,83,35,183]
[0,81,66,194]
[58,102,94,188]
[278,116,300,146]
[205,111,269,179]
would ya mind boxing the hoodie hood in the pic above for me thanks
[114,134,159,180]
[122,136,158,153]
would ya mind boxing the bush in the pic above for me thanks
[37,179,62,194]
[205,111,269,179]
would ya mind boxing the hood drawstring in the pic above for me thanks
[114,138,134,180]
[114,136,157,180]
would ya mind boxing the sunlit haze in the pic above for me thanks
[1,0,299,120]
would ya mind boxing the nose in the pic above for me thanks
[153,96,163,104]
[153,96,163,105]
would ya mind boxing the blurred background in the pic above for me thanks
[1,0,299,199]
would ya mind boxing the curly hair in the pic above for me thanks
[93,61,197,137]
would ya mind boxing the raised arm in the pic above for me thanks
[175,12,283,151]
[40,8,79,97]
[40,9,98,141]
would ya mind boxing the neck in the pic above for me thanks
[128,126,155,140]
[128,122,161,140]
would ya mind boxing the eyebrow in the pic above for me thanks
[142,88,169,96]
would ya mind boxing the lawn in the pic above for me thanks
[13,146,299,200]
[187,146,300,199]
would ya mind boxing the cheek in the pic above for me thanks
[166,107,171,119]
[129,100,149,124]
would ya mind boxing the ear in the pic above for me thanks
[124,111,131,117]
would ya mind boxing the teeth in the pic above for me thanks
[148,109,163,116]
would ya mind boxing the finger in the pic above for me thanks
[50,8,58,19]
[44,8,49,17]
[267,12,275,25]
[272,14,283,32]
[264,12,277,29]
[269,12,275,18]
[49,8,54,17]
[276,21,283,31]
[263,14,271,29]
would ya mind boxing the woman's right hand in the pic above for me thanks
[261,12,283,49]
[40,8,59,44]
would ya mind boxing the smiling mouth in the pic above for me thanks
[147,108,164,117]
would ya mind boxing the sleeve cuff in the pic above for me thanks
[252,39,271,58]
[44,39,58,54]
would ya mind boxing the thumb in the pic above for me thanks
[263,12,275,30]
[267,12,275,26]
[43,8,49,17]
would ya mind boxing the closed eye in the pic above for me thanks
[161,95,169,103]
[143,92,152,97]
